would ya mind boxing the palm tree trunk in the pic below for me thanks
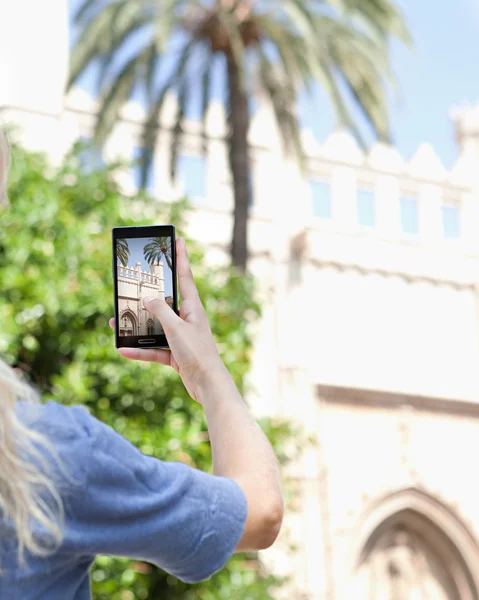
[226,54,251,272]
[162,251,173,271]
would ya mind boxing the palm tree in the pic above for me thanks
[70,0,410,272]
[117,238,130,267]
[143,237,173,271]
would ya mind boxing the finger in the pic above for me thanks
[142,296,180,332]
[176,237,200,304]
[118,347,171,366]
[109,318,115,330]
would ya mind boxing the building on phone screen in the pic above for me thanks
[2,2,479,597]
[117,260,165,337]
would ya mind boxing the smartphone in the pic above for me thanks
[112,225,178,349]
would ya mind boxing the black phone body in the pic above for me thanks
[112,225,178,349]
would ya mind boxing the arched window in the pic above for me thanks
[147,319,155,336]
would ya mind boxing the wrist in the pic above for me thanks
[195,358,233,403]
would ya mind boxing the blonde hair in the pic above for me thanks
[0,130,64,568]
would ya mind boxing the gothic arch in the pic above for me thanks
[348,488,479,600]
[119,309,137,336]
[146,318,155,335]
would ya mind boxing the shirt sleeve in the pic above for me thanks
[64,410,248,584]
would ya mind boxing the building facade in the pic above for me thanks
[2,2,479,598]
[117,261,166,337]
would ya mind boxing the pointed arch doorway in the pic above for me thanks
[349,489,479,600]
[119,310,137,337]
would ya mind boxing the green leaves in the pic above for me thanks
[0,143,298,599]
[143,237,173,270]
[95,44,156,143]
[116,238,130,267]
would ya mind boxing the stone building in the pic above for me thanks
[2,1,479,598]
[117,261,166,337]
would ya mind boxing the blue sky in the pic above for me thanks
[119,237,173,298]
[71,0,479,168]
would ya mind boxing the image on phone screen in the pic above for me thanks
[112,226,177,348]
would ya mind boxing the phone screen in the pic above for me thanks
[112,225,178,349]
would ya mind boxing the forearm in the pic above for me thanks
[198,363,283,517]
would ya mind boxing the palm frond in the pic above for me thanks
[138,40,195,189]
[170,80,189,181]
[281,0,321,42]
[199,52,214,152]
[317,58,368,147]
[341,0,412,45]
[323,21,392,140]
[253,15,313,94]
[336,54,390,142]
[95,46,152,143]
[303,13,393,141]
[117,238,130,267]
[95,1,156,92]
[155,0,179,52]
[69,1,150,89]
[257,47,305,169]
[145,43,160,103]
[74,0,106,25]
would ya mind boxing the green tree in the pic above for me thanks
[143,237,173,271]
[117,238,130,267]
[0,141,303,599]
[69,0,410,272]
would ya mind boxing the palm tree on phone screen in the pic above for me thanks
[117,238,130,267]
[143,237,172,271]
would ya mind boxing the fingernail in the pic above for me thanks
[143,296,154,305]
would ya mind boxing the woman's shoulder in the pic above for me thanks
[16,399,97,440]
[15,400,101,490]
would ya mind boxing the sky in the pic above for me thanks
[119,237,173,298]
[71,0,479,169]
[299,0,479,168]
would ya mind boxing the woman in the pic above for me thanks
[0,130,283,599]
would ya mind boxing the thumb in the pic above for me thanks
[143,296,179,331]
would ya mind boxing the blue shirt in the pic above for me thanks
[1,401,248,599]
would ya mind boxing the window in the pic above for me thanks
[132,146,155,191]
[400,197,419,235]
[147,319,155,336]
[310,180,331,219]
[78,137,103,173]
[177,154,206,199]
[357,189,376,227]
[442,204,460,239]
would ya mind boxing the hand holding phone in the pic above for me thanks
[110,237,225,404]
